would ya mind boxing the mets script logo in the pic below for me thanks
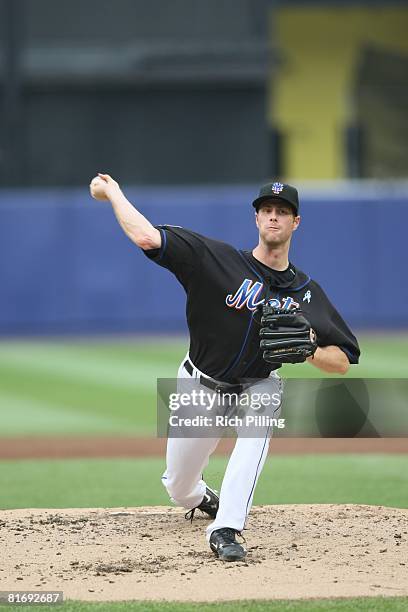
[225,279,299,312]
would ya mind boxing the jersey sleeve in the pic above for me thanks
[325,306,360,364]
[142,226,217,288]
[313,282,360,364]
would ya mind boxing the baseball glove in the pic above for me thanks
[259,306,317,364]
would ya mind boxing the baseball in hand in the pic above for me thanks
[90,176,109,201]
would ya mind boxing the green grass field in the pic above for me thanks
[0,334,406,437]
[0,335,407,611]
[1,454,408,509]
[1,597,408,612]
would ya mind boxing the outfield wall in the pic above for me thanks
[0,183,406,334]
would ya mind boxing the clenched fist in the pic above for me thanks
[89,173,119,201]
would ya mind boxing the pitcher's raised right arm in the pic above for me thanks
[90,173,161,250]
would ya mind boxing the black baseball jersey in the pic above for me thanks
[144,226,360,382]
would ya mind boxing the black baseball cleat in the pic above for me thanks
[185,486,219,522]
[209,527,247,562]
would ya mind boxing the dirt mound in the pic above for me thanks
[1,504,407,602]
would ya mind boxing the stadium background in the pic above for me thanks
[0,1,407,610]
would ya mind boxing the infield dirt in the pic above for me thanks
[1,504,408,602]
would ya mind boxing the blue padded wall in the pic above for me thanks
[0,185,405,334]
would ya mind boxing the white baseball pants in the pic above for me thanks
[161,355,283,539]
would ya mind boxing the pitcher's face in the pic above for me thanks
[255,203,300,246]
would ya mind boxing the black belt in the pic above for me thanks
[183,359,245,395]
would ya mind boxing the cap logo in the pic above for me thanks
[271,182,284,195]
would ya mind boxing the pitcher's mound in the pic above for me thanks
[1,504,407,602]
